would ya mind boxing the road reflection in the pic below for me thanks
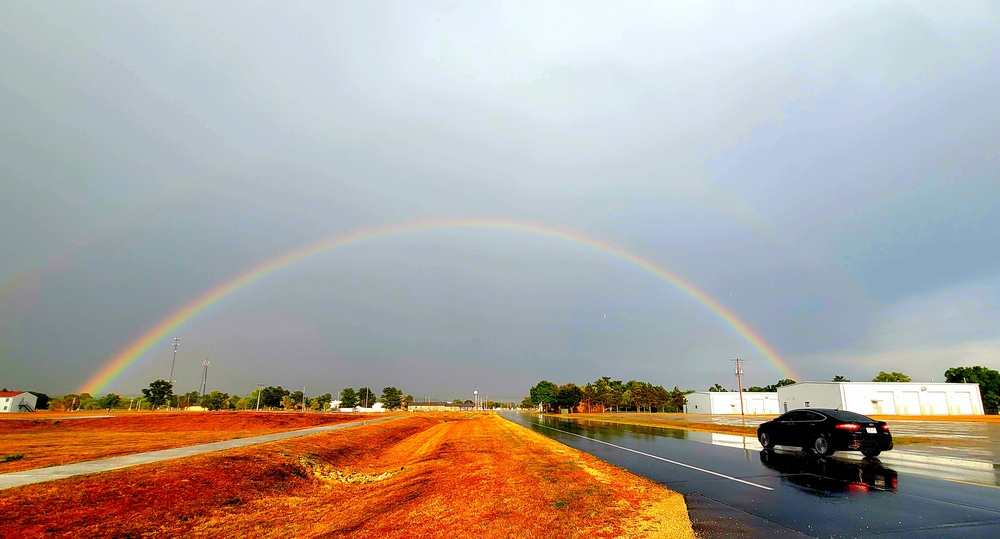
[517,413,1000,487]
[759,450,899,495]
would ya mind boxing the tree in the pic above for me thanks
[872,371,911,383]
[580,383,597,412]
[97,393,123,409]
[340,387,358,408]
[289,391,304,410]
[259,386,289,409]
[142,380,173,408]
[381,387,404,410]
[529,380,558,411]
[201,391,230,411]
[754,379,797,392]
[664,387,690,412]
[519,396,534,409]
[945,366,1000,414]
[832,375,851,382]
[28,391,50,410]
[357,387,376,408]
[180,391,200,408]
[315,392,334,411]
[554,383,583,411]
[708,383,728,392]
[403,394,414,408]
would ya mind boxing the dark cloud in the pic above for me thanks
[2,1,999,397]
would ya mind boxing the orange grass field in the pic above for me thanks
[0,413,695,538]
[0,412,378,473]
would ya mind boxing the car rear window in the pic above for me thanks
[824,409,875,422]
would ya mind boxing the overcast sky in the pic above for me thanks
[2,1,999,400]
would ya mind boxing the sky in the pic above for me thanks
[2,1,999,401]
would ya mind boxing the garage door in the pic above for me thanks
[952,392,974,415]
[922,391,948,415]
[873,392,895,415]
[898,391,920,415]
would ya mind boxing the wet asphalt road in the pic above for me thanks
[501,413,1000,538]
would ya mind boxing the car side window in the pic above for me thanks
[802,411,825,421]
[781,411,806,421]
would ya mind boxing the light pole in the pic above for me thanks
[474,387,478,412]
[168,337,180,410]
[255,383,264,411]
[199,358,210,403]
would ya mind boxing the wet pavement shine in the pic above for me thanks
[502,412,1000,538]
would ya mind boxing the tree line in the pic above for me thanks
[35,380,414,412]
[529,366,1000,415]
[526,377,691,413]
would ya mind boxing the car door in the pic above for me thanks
[797,411,826,447]
[772,410,805,446]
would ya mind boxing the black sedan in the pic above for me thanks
[757,408,893,457]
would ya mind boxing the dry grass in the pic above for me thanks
[0,411,380,473]
[0,413,694,539]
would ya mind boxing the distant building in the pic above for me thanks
[684,391,779,415]
[0,391,38,413]
[407,400,475,412]
[337,402,387,413]
[776,382,985,416]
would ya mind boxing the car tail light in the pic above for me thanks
[881,424,890,432]
[836,423,861,431]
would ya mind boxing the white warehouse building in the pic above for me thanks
[0,391,37,413]
[684,391,780,415]
[776,382,985,416]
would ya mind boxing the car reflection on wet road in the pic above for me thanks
[502,412,1000,538]
[758,449,898,493]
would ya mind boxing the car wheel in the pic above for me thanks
[861,449,881,458]
[813,435,834,456]
[758,431,775,449]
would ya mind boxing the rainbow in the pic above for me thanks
[80,218,795,393]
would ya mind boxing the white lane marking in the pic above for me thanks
[535,422,773,491]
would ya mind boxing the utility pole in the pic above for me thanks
[199,358,210,402]
[474,387,478,412]
[255,383,264,411]
[302,385,307,411]
[732,358,746,417]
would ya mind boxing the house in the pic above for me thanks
[0,391,38,413]
[683,391,780,414]
[776,382,985,416]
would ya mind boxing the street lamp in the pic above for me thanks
[474,387,478,412]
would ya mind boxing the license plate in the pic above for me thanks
[866,427,877,434]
